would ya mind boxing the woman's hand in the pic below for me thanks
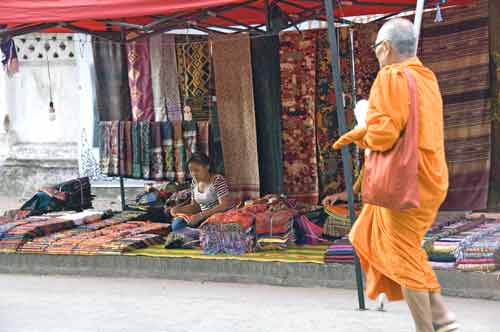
[322,192,348,206]
[187,213,205,227]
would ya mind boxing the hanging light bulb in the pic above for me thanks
[48,101,56,121]
[46,52,56,121]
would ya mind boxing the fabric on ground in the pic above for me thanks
[211,33,260,200]
[127,244,328,264]
[92,36,132,122]
[420,0,491,210]
[279,30,319,204]
[251,35,284,196]
[127,40,154,121]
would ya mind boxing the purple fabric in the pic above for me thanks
[127,40,154,122]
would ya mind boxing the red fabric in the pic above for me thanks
[0,1,475,32]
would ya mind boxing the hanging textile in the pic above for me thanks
[150,122,164,180]
[353,23,381,100]
[109,121,120,176]
[208,101,225,175]
[176,35,211,122]
[140,121,152,179]
[420,0,491,210]
[132,121,142,178]
[161,121,176,181]
[211,33,260,199]
[183,120,198,163]
[149,35,168,122]
[197,121,210,157]
[0,36,19,76]
[173,121,187,183]
[99,121,112,175]
[251,35,284,195]
[489,0,500,208]
[315,28,354,198]
[279,30,319,204]
[127,40,154,121]
[92,37,132,121]
[149,34,183,121]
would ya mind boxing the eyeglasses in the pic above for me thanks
[371,40,385,51]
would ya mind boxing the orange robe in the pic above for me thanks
[333,57,449,301]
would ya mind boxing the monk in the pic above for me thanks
[327,18,458,332]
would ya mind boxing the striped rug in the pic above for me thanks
[420,0,491,210]
[126,244,328,264]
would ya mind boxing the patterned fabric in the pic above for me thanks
[140,121,151,179]
[209,102,225,174]
[173,121,187,183]
[353,23,381,100]
[211,33,260,200]
[251,35,284,195]
[197,121,210,157]
[182,120,198,163]
[109,121,120,176]
[176,35,211,98]
[132,121,142,178]
[123,121,133,177]
[420,1,491,210]
[161,121,176,181]
[127,40,154,121]
[315,29,355,198]
[280,30,319,204]
[149,35,168,122]
[92,37,132,122]
[99,121,112,175]
[489,0,500,208]
[150,122,164,180]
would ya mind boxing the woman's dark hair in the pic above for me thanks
[187,152,211,169]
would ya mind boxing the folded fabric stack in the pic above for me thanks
[294,215,325,245]
[254,209,296,250]
[0,217,76,252]
[454,221,500,272]
[70,222,168,255]
[18,212,104,253]
[98,233,165,254]
[323,204,360,238]
[55,177,93,210]
[324,238,354,264]
[200,210,256,255]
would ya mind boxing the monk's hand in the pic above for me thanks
[332,127,367,150]
[322,192,348,206]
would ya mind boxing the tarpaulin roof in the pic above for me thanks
[0,0,475,38]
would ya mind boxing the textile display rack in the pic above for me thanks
[0,0,477,312]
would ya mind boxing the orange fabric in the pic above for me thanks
[333,58,449,301]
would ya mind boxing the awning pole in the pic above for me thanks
[414,0,426,48]
[323,0,366,311]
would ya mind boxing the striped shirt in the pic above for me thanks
[191,175,230,211]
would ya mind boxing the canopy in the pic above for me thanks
[0,0,475,39]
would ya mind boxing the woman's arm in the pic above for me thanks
[188,196,234,227]
[170,200,201,216]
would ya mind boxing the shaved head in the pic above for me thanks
[377,18,417,58]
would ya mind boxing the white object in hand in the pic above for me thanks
[354,99,369,128]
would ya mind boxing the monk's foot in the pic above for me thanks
[376,293,388,311]
[433,320,460,332]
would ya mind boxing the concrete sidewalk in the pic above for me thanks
[0,274,498,332]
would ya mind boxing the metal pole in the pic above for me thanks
[414,0,426,48]
[323,0,366,310]
[119,26,127,212]
[349,28,360,178]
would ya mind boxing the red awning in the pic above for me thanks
[0,0,476,36]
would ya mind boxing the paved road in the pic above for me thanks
[0,274,498,332]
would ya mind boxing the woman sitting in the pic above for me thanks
[165,153,234,248]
